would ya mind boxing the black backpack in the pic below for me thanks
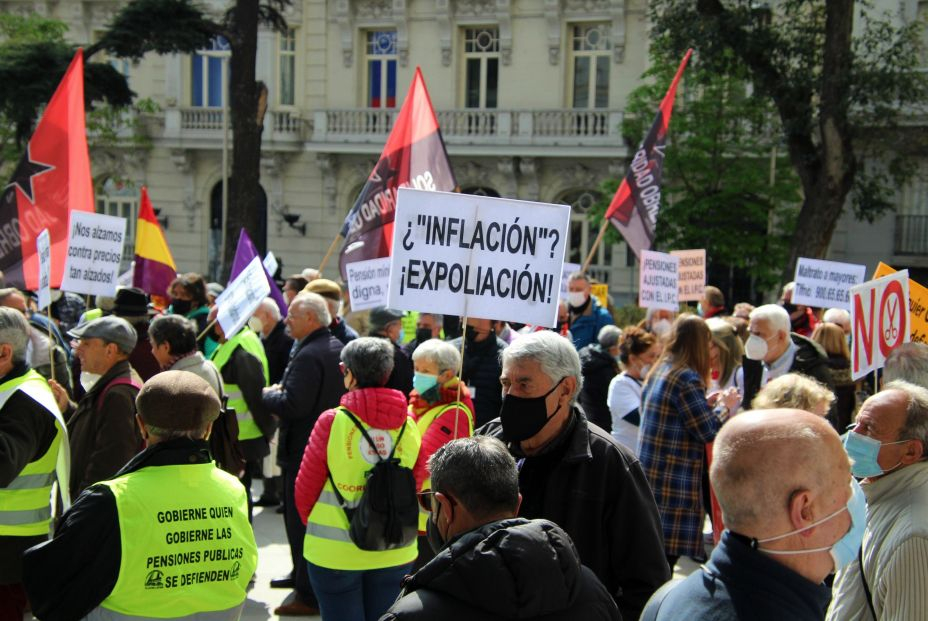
[327,408,419,551]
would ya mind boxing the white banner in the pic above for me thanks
[263,251,279,277]
[670,249,706,302]
[793,257,866,311]
[851,270,910,380]
[388,188,570,327]
[60,211,127,297]
[346,257,391,312]
[36,229,51,311]
[639,250,679,311]
[215,256,271,337]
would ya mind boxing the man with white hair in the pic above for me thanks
[884,342,928,388]
[741,304,833,421]
[823,308,851,336]
[827,381,928,620]
[478,330,669,620]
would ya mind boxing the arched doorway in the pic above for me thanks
[209,180,267,280]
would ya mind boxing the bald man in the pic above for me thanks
[644,409,865,621]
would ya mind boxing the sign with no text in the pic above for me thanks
[670,249,706,302]
[60,211,127,297]
[215,256,271,338]
[792,257,866,311]
[346,257,391,312]
[639,250,679,311]
[850,270,910,380]
[873,262,928,345]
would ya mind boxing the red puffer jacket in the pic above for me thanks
[295,386,427,525]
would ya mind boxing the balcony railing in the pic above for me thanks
[895,215,928,255]
[162,108,305,142]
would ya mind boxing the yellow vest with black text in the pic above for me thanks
[90,462,257,620]
[210,328,269,441]
[0,370,66,537]
[412,400,474,531]
[304,406,421,570]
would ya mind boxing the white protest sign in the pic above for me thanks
[851,270,910,380]
[36,229,51,310]
[215,256,271,337]
[388,188,570,328]
[639,250,679,311]
[560,262,581,299]
[670,249,706,302]
[263,251,279,277]
[117,266,134,287]
[60,211,127,297]
[346,257,391,311]
[793,257,866,311]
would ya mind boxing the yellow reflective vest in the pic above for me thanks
[210,328,269,441]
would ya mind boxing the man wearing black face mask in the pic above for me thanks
[403,312,443,358]
[450,318,508,428]
[477,330,670,621]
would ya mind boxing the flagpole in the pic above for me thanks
[197,319,217,342]
[317,234,343,276]
[581,219,611,275]
[46,305,56,382]
[453,311,468,439]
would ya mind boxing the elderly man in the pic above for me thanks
[382,436,620,621]
[22,371,258,621]
[251,296,293,385]
[262,291,344,615]
[368,306,414,394]
[578,324,621,433]
[884,342,928,387]
[451,317,509,428]
[566,272,614,350]
[699,285,727,319]
[305,278,358,345]
[479,330,669,620]
[823,307,851,336]
[741,304,833,422]
[826,381,928,620]
[403,312,443,358]
[646,409,863,620]
[0,308,67,619]
[49,316,142,498]
[0,287,71,393]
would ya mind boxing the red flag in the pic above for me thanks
[133,187,177,300]
[0,49,94,289]
[605,49,691,259]
[338,67,456,280]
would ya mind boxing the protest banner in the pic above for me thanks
[670,249,705,302]
[874,262,928,344]
[792,258,866,311]
[36,229,51,311]
[591,283,609,308]
[851,270,910,380]
[215,255,271,338]
[263,251,279,277]
[346,256,391,312]
[60,211,127,297]
[387,188,570,328]
[560,262,581,299]
[639,250,679,311]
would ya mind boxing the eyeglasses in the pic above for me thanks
[417,489,438,513]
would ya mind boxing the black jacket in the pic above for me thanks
[262,327,345,469]
[370,334,414,395]
[219,343,276,462]
[451,335,508,428]
[381,518,620,621]
[578,344,618,433]
[479,409,670,620]
[262,320,294,385]
[330,317,359,345]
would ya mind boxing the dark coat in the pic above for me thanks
[262,320,294,385]
[381,518,620,621]
[262,327,345,470]
[330,317,359,345]
[479,409,670,620]
[451,335,508,428]
[125,319,160,382]
[218,344,275,462]
[370,334,414,395]
[578,343,618,433]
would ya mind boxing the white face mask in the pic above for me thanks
[567,292,588,308]
[744,334,769,361]
[652,319,672,337]
[80,371,102,392]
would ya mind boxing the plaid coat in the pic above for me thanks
[639,364,721,557]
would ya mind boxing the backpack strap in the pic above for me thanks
[858,546,878,619]
[95,376,142,411]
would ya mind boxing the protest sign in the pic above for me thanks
[36,229,51,310]
[591,283,608,308]
[60,211,127,297]
[851,270,910,380]
[346,256,391,312]
[215,256,271,338]
[792,258,866,311]
[263,251,279,277]
[560,262,581,300]
[874,262,928,344]
[388,188,570,327]
[639,250,679,311]
[670,249,705,302]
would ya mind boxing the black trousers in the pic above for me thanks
[283,466,318,606]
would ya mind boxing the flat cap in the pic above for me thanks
[305,278,342,301]
[369,306,405,332]
[137,371,221,431]
[68,316,138,353]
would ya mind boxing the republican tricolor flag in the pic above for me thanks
[606,49,691,259]
[0,49,94,289]
[133,187,177,300]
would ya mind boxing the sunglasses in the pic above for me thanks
[417,489,438,513]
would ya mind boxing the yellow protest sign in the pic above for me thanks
[873,262,928,344]
[591,283,609,309]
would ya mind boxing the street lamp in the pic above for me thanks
[201,39,232,280]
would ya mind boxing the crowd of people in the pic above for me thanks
[2,267,926,621]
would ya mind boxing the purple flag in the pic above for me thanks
[229,229,288,317]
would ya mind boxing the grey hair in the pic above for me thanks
[884,343,928,389]
[292,291,331,326]
[502,329,583,403]
[567,271,590,284]
[412,338,460,373]
[429,436,519,519]
[823,308,850,326]
[884,380,928,448]
[341,336,394,387]
[421,312,444,325]
[259,297,281,322]
[597,325,622,349]
[0,307,29,363]
[144,424,209,442]
[750,304,791,335]
[781,281,795,298]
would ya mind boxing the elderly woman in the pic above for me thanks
[751,373,835,418]
[578,325,622,433]
[295,337,426,621]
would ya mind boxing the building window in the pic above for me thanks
[96,181,137,274]
[560,189,612,272]
[278,29,296,106]
[569,23,610,109]
[462,27,499,109]
[366,31,397,108]
[191,36,230,108]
